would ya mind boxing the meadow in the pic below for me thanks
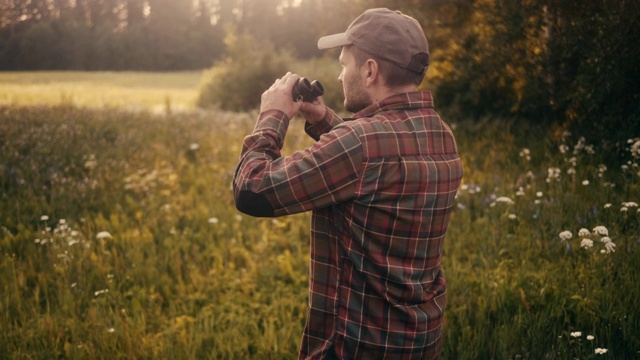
[1,72,639,359]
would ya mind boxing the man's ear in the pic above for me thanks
[364,59,379,87]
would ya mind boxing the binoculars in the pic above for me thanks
[292,77,324,102]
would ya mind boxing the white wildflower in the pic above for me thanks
[519,148,531,161]
[546,167,561,183]
[595,348,608,354]
[495,196,514,204]
[234,214,243,222]
[536,191,543,198]
[96,231,113,239]
[559,231,573,242]
[559,144,569,154]
[582,180,589,186]
[604,203,612,209]
[593,226,609,236]
[189,143,200,151]
[604,241,616,254]
[567,168,576,175]
[40,215,49,221]
[570,331,582,338]
[621,207,628,212]
[107,328,115,333]
[587,335,595,341]
[578,228,590,237]
[508,214,517,220]
[208,217,219,225]
[516,187,525,196]
[94,289,109,297]
[622,201,638,208]
[580,239,594,249]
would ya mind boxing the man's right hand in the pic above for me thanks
[300,98,327,125]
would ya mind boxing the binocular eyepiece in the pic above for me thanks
[292,77,324,102]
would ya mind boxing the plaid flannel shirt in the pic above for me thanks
[234,91,462,359]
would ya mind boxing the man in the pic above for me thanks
[233,8,463,360]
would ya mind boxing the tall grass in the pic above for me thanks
[1,77,639,358]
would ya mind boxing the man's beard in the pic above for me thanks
[344,74,372,113]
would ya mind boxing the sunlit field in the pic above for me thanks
[0,71,203,113]
[1,72,639,359]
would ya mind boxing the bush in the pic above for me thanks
[197,30,348,114]
[197,32,293,111]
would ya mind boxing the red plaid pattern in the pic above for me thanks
[234,91,463,359]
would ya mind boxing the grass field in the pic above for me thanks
[0,71,203,113]
[1,72,639,359]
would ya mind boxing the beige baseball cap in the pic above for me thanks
[317,8,430,75]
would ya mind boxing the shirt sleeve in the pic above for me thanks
[233,109,362,217]
[304,106,345,141]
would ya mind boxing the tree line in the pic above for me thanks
[1,0,638,145]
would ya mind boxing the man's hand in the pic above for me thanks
[260,72,303,120]
[300,98,327,125]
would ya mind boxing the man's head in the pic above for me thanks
[318,8,430,112]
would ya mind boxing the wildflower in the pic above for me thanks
[234,214,243,222]
[567,168,576,175]
[622,201,638,208]
[495,196,514,204]
[536,191,543,198]
[593,226,609,236]
[604,203,612,209]
[208,217,219,225]
[578,228,590,237]
[580,239,594,249]
[40,215,49,221]
[94,289,109,297]
[621,207,628,212]
[96,231,113,239]
[570,331,582,338]
[108,328,115,333]
[84,154,97,169]
[559,144,569,154]
[519,148,531,161]
[508,214,517,220]
[516,187,525,196]
[595,348,608,354]
[559,231,573,242]
[604,241,616,254]
[587,335,595,341]
[582,180,589,186]
[189,143,200,151]
[546,167,561,183]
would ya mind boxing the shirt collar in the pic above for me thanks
[348,91,435,119]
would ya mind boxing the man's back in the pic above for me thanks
[302,91,462,359]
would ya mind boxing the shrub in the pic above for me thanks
[197,32,293,111]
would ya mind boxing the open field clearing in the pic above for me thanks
[1,72,639,358]
[0,71,203,113]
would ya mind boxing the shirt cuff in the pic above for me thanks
[304,107,343,141]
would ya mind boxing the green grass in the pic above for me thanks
[1,72,639,359]
[0,71,203,112]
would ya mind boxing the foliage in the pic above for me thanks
[196,31,295,111]
[427,0,640,153]
[1,82,639,358]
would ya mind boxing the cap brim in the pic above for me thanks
[317,33,351,50]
